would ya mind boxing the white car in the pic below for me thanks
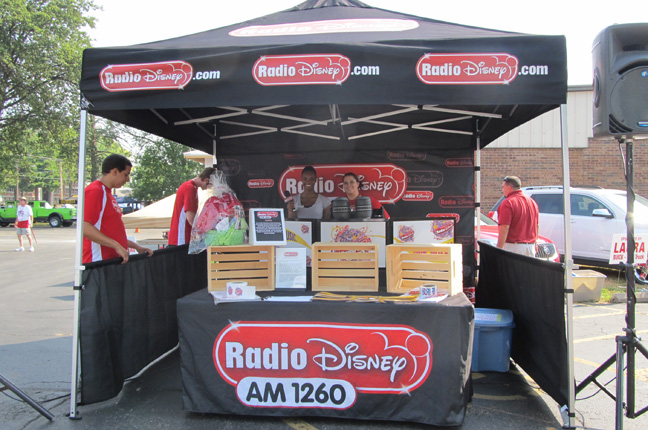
[489,186,648,283]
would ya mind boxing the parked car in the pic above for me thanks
[0,200,76,227]
[116,197,143,214]
[476,212,560,262]
[489,186,648,283]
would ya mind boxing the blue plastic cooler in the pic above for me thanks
[472,308,515,372]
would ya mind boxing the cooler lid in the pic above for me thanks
[474,308,514,327]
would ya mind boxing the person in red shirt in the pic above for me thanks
[496,175,539,257]
[83,154,153,264]
[168,167,216,246]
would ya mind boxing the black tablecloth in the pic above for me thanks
[178,289,474,426]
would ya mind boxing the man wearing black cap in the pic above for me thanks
[496,176,539,257]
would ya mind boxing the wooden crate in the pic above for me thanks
[386,244,462,295]
[311,242,379,292]
[207,245,275,292]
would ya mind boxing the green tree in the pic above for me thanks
[0,0,98,192]
[130,136,204,203]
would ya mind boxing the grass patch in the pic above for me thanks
[600,286,626,303]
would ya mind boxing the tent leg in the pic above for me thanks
[559,104,577,429]
[474,125,482,284]
[69,109,88,420]
[212,125,218,167]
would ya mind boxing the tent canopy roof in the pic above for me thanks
[80,0,567,152]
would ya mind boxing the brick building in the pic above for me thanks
[479,85,648,212]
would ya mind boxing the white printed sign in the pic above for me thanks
[609,234,647,264]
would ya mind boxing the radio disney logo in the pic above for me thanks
[416,53,518,85]
[247,179,275,188]
[407,170,443,189]
[253,54,351,86]
[100,61,193,92]
[214,322,432,408]
[278,164,407,204]
[445,158,473,168]
[439,196,474,208]
[256,211,279,219]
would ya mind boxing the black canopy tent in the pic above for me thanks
[80,0,566,150]
[72,0,574,424]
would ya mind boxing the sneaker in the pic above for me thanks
[29,246,34,252]
[15,247,24,252]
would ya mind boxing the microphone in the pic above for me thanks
[283,190,293,203]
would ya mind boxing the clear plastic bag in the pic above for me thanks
[188,171,248,254]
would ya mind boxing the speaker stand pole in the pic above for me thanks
[0,373,54,421]
[575,137,648,429]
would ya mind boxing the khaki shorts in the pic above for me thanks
[16,227,30,235]
[503,242,536,258]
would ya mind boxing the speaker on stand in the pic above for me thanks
[579,23,648,430]
[593,23,648,137]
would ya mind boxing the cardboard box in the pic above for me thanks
[207,245,275,292]
[386,244,463,295]
[572,270,607,302]
[311,242,379,292]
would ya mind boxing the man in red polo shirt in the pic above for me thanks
[496,176,539,257]
[168,167,216,246]
[83,154,153,264]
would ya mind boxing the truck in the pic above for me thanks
[0,200,77,228]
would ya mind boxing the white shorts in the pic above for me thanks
[16,227,30,236]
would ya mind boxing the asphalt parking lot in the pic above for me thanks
[1,226,647,429]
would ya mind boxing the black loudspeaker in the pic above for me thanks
[592,23,648,137]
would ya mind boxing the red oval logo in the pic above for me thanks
[100,61,193,92]
[416,53,518,85]
[214,321,432,396]
[445,158,473,168]
[253,54,351,86]
[247,179,275,188]
[278,163,407,204]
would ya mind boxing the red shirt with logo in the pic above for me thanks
[497,189,539,243]
[83,180,127,263]
[169,180,198,245]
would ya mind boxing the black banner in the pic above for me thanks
[79,246,206,404]
[477,243,568,406]
[178,289,474,426]
[220,146,477,288]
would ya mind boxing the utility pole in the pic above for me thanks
[15,163,19,200]
[59,160,64,203]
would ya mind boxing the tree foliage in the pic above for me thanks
[129,135,204,204]
[0,0,99,194]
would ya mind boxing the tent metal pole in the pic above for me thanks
[69,109,88,420]
[474,120,482,283]
[559,104,576,429]
[213,124,218,167]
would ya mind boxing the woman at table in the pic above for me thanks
[286,166,332,219]
[342,172,388,218]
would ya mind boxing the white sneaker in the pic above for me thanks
[15,247,24,252]
[29,247,34,252]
